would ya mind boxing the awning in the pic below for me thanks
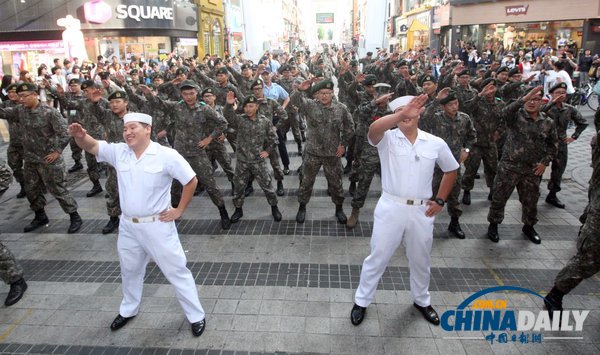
[408,19,429,32]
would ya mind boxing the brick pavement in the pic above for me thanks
[0,109,599,354]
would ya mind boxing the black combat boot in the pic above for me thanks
[301,131,306,142]
[86,180,103,197]
[296,203,307,223]
[335,205,347,224]
[349,181,356,197]
[487,191,493,201]
[218,206,231,230]
[24,209,49,233]
[68,161,83,173]
[296,140,303,156]
[448,217,465,239]
[230,207,243,223]
[4,278,27,306]
[230,181,235,196]
[522,225,541,244]
[544,286,565,321]
[245,179,254,197]
[276,181,285,196]
[462,190,471,205]
[343,161,353,175]
[271,205,282,222]
[68,212,83,234]
[16,182,26,199]
[102,216,119,234]
[487,223,499,243]
[545,191,565,209]
[283,165,290,175]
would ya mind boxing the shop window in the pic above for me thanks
[213,20,221,56]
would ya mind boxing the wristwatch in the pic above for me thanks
[463,148,470,153]
[434,198,445,207]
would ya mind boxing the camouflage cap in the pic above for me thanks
[81,80,100,90]
[179,80,199,90]
[68,78,81,85]
[216,67,228,75]
[129,69,139,75]
[16,82,38,93]
[6,83,18,92]
[243,95,258,107]
[479,78,497,90]
[496,66,510,75]
[108,90,128,101]
[439,90,458,105]
[508,67,521,77]
[396,60,409,68]
[363,74,377,86]
[98,71,110,80]
[250,78,264,89]
[151,73,164,81]
[175,67,187,76]
[201,87,215,96]
[457,69,470,77]
[420,75,437,85]
[549,82,568,93]
[349,60,358,67]
[311,79,334,94]
[241,64,251,70]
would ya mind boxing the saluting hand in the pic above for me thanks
[68,123,87,138]
[226,91,236,105]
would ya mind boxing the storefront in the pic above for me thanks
[400,6,433,51]
[197,0,225,58]
[452,0,600,53]
[0,0,198,76]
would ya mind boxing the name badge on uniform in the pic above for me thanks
[69,110,77,117]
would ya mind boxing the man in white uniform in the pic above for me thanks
[68,113,206,337]
[350,95,459,326]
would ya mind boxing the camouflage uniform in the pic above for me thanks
[487,99,558,226]
[63,92,85,164]
[224,106,278,208]
[276,76,303,144]
[420,102,477,218]
[1,99,24,186]
[227,67,254,97]
[461,95,506,191]
[0,241,24,285]
[541,102,588,193]
[123,83,173,147]
[148,94,227,208]
[498,81,528,103]
[57,94,108,185]
[205,104,235,183]
[290,90,354,206]
[257,98,288,181]
[0,104,78,214]
[0,161,12,193]
[347,87,374,185]
[190,69,244,106]
[553,134,600,293]
[350,102,389,209]
[453,84,478,117]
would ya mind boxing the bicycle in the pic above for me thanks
[569,79,599,111]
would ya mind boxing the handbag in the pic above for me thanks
[593,80,600,96]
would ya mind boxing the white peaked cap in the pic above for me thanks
[388,95,415,112]
[123,112,152,126]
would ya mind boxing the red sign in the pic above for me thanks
[506,5,529,16]
[0,40,64,51]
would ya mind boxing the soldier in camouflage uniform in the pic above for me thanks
[346,83,393,228]
[420,89,477,239]
[337,60,360,174]
[1,83,26,198]
[498,68,531,103]
[544,133,600,318]
[291,79,355,224]
[223,94,282,223]
[541,82,588,209]
[158,68,187,101]
[200,87,235,193]
[141,80,231,230]
[461,79,506,204]
[453,68,479,117]
[89,90,131,234]
[487,86,558,244]
[390,60,419,99]
[62,79,86,174]
[190,66,244,106]
[0,82,82,234]
[56,80,108,197]
[227,63,255,97]
[276,65,303,154]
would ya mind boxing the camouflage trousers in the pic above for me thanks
[269,146,284,182]
[554,205,600,293]
[487,163,541,225]
[345,135,356,169]
[548,143,568,193]
[206,143,235,182]
[0,241,23,284]
[298,152,344,206]
[280,109,302,143]
[433,167,463,218]
[85,151,101,183]
[349,136,367,183]
[172,154,225,208]
[232,159,277,208]
[24,160,78,214]
[462,144,498,191]
[7,144,24,184]
[0,162,12,193]
[226,132,238,152]
[106,166,121,217]
[351,144,380,209]
[69,138,83,163]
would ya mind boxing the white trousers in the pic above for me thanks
[117,218,205,323]
[355,195,434,308]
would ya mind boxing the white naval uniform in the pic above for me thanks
[355,128,459,308]
[97,140,205,323]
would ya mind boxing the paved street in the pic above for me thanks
[0,109,599,355]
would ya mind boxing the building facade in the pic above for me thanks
[197,0,225,58]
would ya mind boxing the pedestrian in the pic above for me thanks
[350,94,458,327]
[1,83,26,198]
[68,112,207,337]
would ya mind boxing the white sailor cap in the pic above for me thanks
[388,95,415,112]
[123,112,152,126]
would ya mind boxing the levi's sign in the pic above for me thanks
[506,5,529,16]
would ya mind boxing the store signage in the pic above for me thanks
[506,5,529,16]
[115,4,174,22]
[0,40,64,51]
[316,13,334,24]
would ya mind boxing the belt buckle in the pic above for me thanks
[406,199,414,205]
[132,217,140,223]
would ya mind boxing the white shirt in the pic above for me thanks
[97,141,196,217]
[555,70,575,94]
[369,129,459,200]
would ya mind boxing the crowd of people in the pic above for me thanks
[0,41,598,335]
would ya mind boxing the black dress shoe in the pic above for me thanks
[68,212,83,234]
[545,194,565,209]
[276,181,285,196]
[296,204,306,223]
[461,191,471,205]
[350,303,366,326]
[4,278,27,306]
[522,225,541,244]
[413,303,440,325]
[191,319,206,337]
[102,217,119,234]
[86,183,103,197]
[448,220,466,239]
[230,208,243,223]
[283,167,290,175]
[24,210,49,233]
[110,314,135,331]
[335,205,347,224]
[487,223,499,243]
[68,162,83,173]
